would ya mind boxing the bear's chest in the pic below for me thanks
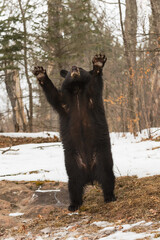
[72,93,93,122]
[68,93,94,139]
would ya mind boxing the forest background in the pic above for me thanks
[0,0,159,134]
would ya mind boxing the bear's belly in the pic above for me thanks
[69,110,96,170]
[69,107,95,148]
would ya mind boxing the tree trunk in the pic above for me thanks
[4,68,27,132]
[118,0,138,133]
[4,68,19,132]
[18,0,33,132]
[149,0,160,127]
[47,0,63,80]
[45,0,63,131]
[13,69,27,131]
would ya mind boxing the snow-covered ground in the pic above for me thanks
[0,128,159,181]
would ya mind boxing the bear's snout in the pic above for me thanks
[71,66,80,78]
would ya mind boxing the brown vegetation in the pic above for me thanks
[0,135,59,148]
[0,175,159,238]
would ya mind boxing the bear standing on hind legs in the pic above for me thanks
[33,54,116,211]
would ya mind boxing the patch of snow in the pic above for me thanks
[9,212,24,217]
[0,129,160,182]
[66,238,79,240]
[95,220,158,240]
[35,189,60,193]
[40,227,51,234]
[4,238,15,240]
[92,221,113,228]
[144,221,153,226]
[35,237,43,240]
[100,226,115,232]
[99,231,154,240]
[122,221,145,231]
[68,212,79,216]
[0,142,68,182]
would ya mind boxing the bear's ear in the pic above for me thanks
[60,70,68,78]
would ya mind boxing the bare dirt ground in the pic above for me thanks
[0,136,160,239]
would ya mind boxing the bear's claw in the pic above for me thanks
[33,66,46,78]
[32,66,47,85]
[92,54,107,71]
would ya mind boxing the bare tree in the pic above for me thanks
[118,0,138,133]
[4,69,19,132]
[0,2,27,132]
[13,69,27,131]
[149,0,160,126]
[3,68,27,132]
[18,0,33,132]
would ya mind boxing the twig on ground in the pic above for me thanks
[0,147,19,154]
[34,144,61,149]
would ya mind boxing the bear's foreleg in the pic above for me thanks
[33,66,65,115]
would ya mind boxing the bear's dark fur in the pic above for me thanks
[33,54,116,211]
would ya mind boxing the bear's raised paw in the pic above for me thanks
[32,66,46,83]
[92,54,107,72]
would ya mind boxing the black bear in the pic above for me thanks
[33,54,116,211]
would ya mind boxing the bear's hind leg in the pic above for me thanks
[100,168,116,203]
[68,177,85,211]
[95,151,116,203]
[65,150,86,211]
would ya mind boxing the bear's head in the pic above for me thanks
[60,66,91,91]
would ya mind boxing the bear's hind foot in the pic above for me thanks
[104,194,116,203]
[68,204,80,212]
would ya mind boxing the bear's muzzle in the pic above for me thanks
[71,66,80,78]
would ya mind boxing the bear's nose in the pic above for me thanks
[71,66,80,78]
[71,66,78,72]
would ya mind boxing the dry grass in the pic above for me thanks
[26,176,160,228]
[82,175,160,222]
[2,175,160,238]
